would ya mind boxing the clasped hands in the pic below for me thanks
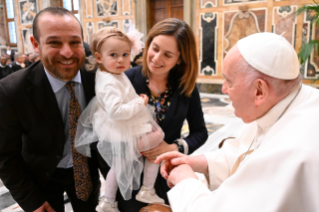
[154,151,209,188]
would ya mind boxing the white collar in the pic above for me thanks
[44,67,82,93]
[16,61,21,65]
[0,64,5,68]
[255,84,301,131]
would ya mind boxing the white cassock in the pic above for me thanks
[168,84,319,212]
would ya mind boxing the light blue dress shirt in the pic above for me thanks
[44,69,87,168]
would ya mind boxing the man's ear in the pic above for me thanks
[95,52,102,64]
[30,36,39,53]
[254,79,268,106]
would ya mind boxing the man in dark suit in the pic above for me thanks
[0,55,12,79]
[11,53,24,72]
[0,7,107,212]
[6,45,15,62]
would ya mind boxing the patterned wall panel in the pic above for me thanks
[18,0,38,25]
[85,0,94,18]
[199,12,218,76]
[21,28,33,54]
[302,11,319,79]
[96,0,118,17]
[201,0,217,8]
[272,5,297,46]
[122,19,132,33]
[224,0,266,5]
[97,20,119,29]
[86,22,94,45]
[121,0,131,15]
[223,9,266,56]
[0,6,6,46]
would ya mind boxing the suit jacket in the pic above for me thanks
[116,66,208,211]
[0,65,13,80]
[0,61,103,211]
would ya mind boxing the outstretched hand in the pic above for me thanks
[33,201,55,212]
[155,151,209,180]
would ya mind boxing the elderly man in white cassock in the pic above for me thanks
[155,32,319,212]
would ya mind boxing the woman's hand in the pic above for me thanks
[141,140,178,162]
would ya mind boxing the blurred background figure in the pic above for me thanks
[25,53,33,67]
[32,53,40,62]
[0,55,13,80]
[6,45,15,62]
[11,53,25,72]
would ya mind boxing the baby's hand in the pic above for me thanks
[140,94,149,105]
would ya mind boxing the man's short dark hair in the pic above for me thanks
[32,6,84,42]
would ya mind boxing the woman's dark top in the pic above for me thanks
[116,66,208,211]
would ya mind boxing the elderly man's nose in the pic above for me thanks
[222,81,228,94]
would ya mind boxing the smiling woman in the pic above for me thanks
[118,18,208,211]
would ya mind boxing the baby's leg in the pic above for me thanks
[137,125,164,152]
[143,159,159,189]
[135,159,164,204]
[104,168,118,203]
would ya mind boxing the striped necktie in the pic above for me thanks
[65,81,93,201]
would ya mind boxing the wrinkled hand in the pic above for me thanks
[166,164,198,188]
[155,151,208,180]
[33,201,55,212]
[140,94,149,106]
[141,141,178,162]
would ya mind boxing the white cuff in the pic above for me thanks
[176,138,189,155]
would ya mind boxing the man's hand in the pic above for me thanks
[155,151,209,179]
[33,201,55,212]
[166,164,198,188]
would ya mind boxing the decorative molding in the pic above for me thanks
[21,28,34,54]
[121,0,131,15]
[18,0,39,26]
[122,19,132,33]
[272,5,297,46]
[97,20,119,29]
[302,10,319,79]
[224,9,266,54]
[86,22,94,45]
[224,0,266,5]
[96,0,118,17]
[199,12,218,76]
[201,0,217,8]
[85,0,94,18]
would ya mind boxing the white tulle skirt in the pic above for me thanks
[75,97,163,200]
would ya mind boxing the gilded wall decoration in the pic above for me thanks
[121,0,131,15]
[0,6,6,46]
[85,0,94,18]
[21,28,34,54]
[97,20,119,29]
[223,9,266,56]
[96,0,118,17]
[272,6,297,46]
[201,0,217,8]
[302,11,319,79]
[86,22,94,45]
[19,0,38,25]
[200,12,218,76]
[224,0,266,5]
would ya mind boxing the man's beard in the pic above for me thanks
[40,51,85,81]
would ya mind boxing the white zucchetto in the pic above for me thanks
[237,32,300,80]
